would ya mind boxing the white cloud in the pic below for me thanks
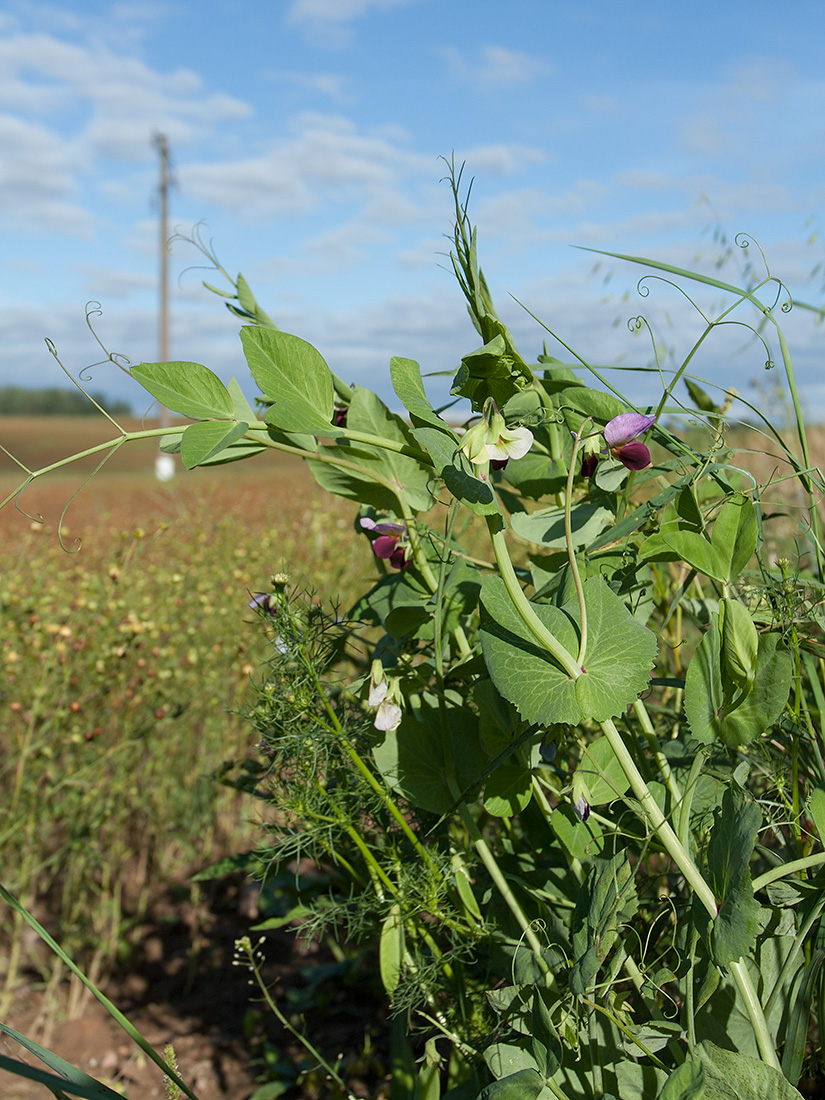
[440,45,551,88]
[288,0,418,24]
[287,0,424,47]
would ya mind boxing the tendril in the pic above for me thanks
[635,274,711,324]
[80,303,133,379]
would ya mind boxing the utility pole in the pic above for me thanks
[153,132,175,482]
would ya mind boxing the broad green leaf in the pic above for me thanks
[180,419,248,469]
[573,578,658,722]
[661,528,726,581]
[483,1042,540,1081]
[549,805,605,860]
[240,326,337,434]
[704,783,761,968]
[684,616,792,747]
[479,575,657,725]
[561,388,630,432]
[411,424,460,471]
[390,356,452,431]
[345,386,436,513]
[656,1059,704,1100]
[379,903,404,994]
[131,360,234,420]
[510,502,612,549]
[690,1040,804,1099]
[500,451,568,499]
[710,493,758,582]
[575,735,631,806]
[479,1069,544,1100]
[311,444,409,512]
[483,763,534,817]
[807,784,825,847]
[479,576,582,726]
[530,988,561,1079]
[372,703,487,814]
[442,461,501,516]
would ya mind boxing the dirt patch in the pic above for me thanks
[1,877,388,1100]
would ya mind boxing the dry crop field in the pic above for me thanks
[0,416,380,1099]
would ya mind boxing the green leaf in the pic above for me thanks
[569,851,638,995]
[483,1042,540,1081]
[227,374,259,422]
[478,1069,544,1100]
[479,575,657,725]
[661,528,726,581]
[710,493,758,581]
[704,783,761,968]
[500,451,568,499]
[372,704,487,814]
[241,327,338,434]
[484,763,534,817]
[131,360,234,420]
[411,424,460,471]
[0,1022,125,1099]
[345,386,436,513]
[530,988,560,1078]
[442,461,501,516]
[690,1040,804,1099]
[684,616,792,747]
[510,502,613,549]
[656,1059,705,1100]
[575,735,631,806]
[390,356,452,431]
[549,804,605,860]
[379,903,404,994]
[807,784,825,847]
[180,419,249,469]
[479,576,582,726]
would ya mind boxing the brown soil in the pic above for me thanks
[1,875,388,1100]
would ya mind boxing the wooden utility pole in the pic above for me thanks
[153,132,175,481]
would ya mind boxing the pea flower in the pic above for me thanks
[460,401,533,469]
[582,412,656,476]
[360,516,410,570]
[367,659,403,731]
[604,412,656,469]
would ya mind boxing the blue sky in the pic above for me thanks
[2,0,825,420]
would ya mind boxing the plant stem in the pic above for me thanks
[486,517,582,679]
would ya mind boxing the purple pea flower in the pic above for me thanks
[360,517,410,570]
[581,412,656,477]
[332,405,348,427]
[604,412,656,470]
[249,592,277,616]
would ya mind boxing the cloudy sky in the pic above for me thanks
[2,0,825,419]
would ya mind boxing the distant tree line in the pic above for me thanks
[0,387,132,416]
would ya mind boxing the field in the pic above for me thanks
[0,417,377,1100]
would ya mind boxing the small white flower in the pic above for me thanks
[374,699,403,731]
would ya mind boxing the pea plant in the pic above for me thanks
[2,166,825,1100]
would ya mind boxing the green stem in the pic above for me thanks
[239,936,357,1100]
[564,428,589,665]
[632,699,683,807]
[486,516,582,679]
[752,852,825,893]
[456,804,555,988]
